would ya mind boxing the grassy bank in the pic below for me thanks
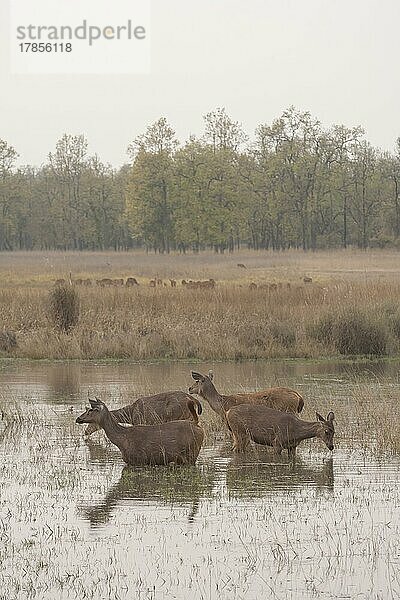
[1,279,400,360]
[1,249,400,360]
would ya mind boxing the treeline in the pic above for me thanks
[1,106,400,252]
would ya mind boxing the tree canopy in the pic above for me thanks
[1,108,400,252]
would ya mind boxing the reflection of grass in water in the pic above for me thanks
[80,463,216,527]
[119,464,215,502]
[346,383,400,454]
[226,456,334,499]
[0,392,43,427]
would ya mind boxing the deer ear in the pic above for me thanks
[207,370,214,381]
[327,411,335,422]
[89,397,103,410]
[191,371,203,381]
[316,412,325,423]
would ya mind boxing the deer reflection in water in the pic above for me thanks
[226,453,334,500]
[79,440,215,526]
[79,440,333,528]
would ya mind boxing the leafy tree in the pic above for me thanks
[126,118,178,253]
[48,134,88,249]
[0,139,19,250]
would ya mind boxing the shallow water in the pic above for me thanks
[0,360,399,599]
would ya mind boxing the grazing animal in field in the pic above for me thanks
[126,277,139,286]
[76,398,204,466]
[83,391,203,437]
[303,276,313,284]
[226,406,335,457]
[189,371,304,419]
[184,279,216,290]
[169,279,177,287]
[237,263,247,269]
[97,278,113,287]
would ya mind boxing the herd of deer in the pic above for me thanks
[76,371,335,467]
[54,277,216,288]
[55,277,311,290]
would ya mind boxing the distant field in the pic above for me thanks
[1,249,400,360]
[1,248,400,287]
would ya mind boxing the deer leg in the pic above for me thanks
[272,438,283,455]
[232,430,249,453]
[231,432,239,452]
[241,433,250,452]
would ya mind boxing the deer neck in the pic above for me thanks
[201,382,226,417]
[98,410,127,450]
[220,395,239,412]
[295,420,321,443]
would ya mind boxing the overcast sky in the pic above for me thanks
[1,0,400,167]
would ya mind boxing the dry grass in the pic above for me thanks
[1,249,400,360]
[1,248,400,287]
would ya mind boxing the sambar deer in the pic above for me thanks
[83,391,202,437]
[226,405,335,458]
[188,371,304,419]
[76,398,204,466]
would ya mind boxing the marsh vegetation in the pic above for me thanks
[0,360,399,599]
[1,249,400,361]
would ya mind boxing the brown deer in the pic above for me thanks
[189,371,304,418]
[226,405,335,457]
[83,390,202,437]
[184,279,216,290]
[76,397,204,466]
[97,278,113,287]
[126,277,139,286]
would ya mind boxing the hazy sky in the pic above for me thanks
[1,0,400,167]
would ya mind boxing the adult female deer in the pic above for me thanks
[83,391,202,437]
[188,371,304,418]
[226,405,334,458]
[76,397,204,466]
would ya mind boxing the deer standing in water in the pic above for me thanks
[226,405,335,458]
[188,371,304,419]
[76,398,204,466]
[83,391,202,437]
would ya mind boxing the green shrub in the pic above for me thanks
[310,307,388,356]
[335,309,387,355]
[49,285,80,333]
